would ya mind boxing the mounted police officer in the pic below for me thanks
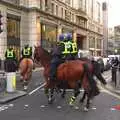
[49,34,65,82]
[22,44,32,59]
[66,33,78,60]
[4,47,17,72]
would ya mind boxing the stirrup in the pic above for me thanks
[69,96,76,105]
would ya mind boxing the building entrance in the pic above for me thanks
[77,34,86,49]
[7,14,20,60]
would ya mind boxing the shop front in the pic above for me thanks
[7,14,20,60]
[41,23,57,52]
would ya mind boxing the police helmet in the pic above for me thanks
[66,33,72,41]
[59,34,65,41]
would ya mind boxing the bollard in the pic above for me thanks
[111,66,117,87]
[6,72,16,93]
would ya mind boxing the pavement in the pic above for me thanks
[0,67,44,104]
[102,70,120,96]
[0,67,120,104]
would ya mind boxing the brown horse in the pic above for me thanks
[19,58,34,90]
[34,45,96,110]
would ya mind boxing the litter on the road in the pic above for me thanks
[24,104,29,107]
[9,104,14,107]
[40,105,45,108]
[57,106,62,109]
[74,106,79,110]
[91,107,96,110]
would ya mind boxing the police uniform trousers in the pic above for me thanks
[50,56,63,80]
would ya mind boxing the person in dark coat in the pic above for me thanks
[4,47,17,72]
[49,34,65,82]
[111,57,119,85]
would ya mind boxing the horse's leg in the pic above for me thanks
[80,90,87,103]
[84,90,92,112]
[48,88,55,104]
[61,81,67,98]
[61,88,66,98]
[44,87,49,98]
[23,67,32,90]
[69,82,80,106]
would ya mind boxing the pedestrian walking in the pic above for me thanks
[111,57,119,86]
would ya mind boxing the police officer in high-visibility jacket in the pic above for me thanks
[22,44,32,59]
[49,34,65,81]
[5,47,17,72]
[66,33,78,60]
[61,33,72,60]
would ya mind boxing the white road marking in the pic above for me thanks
[0,104,14,112]
[29,83,46,95]
[40,105,45,108]
[101,88,120,99]
[24,105,29,107]
[57,106,62,109]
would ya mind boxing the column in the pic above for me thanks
[57,23,62,41]
[73,30,77,42]
[0,8,7,60]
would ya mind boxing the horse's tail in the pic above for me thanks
[19,58,33,81]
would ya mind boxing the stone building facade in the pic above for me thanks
[0,0,103,60]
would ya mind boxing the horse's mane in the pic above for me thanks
[40,47,52,60]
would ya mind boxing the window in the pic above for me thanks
[97,2,100,22]
[7,16,20,60]
[51,3,54,14]
[45,0,48,7]
[61,7,63,18]
[79,0,82,9]
[71,14,74,22]
[65,0,70,5]
[2,0,19,5]
[89,36,95,48]
[41,24,57,51]
[56,5,58,16]
[91,0,94,18]
[7,19,20,39]
[97,39,101,49]
[65,10,70,21]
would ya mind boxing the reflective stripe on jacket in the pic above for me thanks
[62,42,71,54]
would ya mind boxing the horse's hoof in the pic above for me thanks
[83,107,89,112]
[48,97,55,104]
[23,86,28,91]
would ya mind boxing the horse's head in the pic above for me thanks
[34,45,41,62]
[34,45,51,66]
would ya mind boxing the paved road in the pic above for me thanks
[0,70,120,120]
